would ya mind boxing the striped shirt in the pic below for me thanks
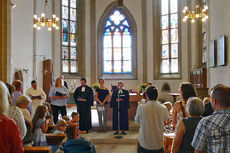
[191,109,230,153]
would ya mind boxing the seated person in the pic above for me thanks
[52,119,67,134]
[67,112,86,135]
[15,95,34,146]
[202,97,214,117]
[172,97,204,153]
[163,102,173,132]
[64,126,96,153]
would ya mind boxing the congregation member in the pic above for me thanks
[49,78,69,124]
[135,86,168,153]
[26,80,46,116]
[67,112,83,137]
[172,97,204,153]
[16,95,34,146]
[172,82,196,129]
[52,119,67,134]
[5,82,27,139]
[12,79,23,104]
[64,126,96,153]
[33,105,49,146]
[111,81,130,135]
[163,102,173,132]
[95,79,109,132]
[192,86,230,153]
[60,75,68,89]
[0,81,24,153]
[202,97,214,117]
[74,78,93,133]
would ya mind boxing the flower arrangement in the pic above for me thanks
[140,83,147,92]
[92,83,100,91]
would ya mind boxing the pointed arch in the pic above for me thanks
[98,2,137,79]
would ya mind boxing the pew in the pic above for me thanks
[24,147,52,153]
[45,133,66,145]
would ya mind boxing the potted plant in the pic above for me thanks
[92,83,100,91]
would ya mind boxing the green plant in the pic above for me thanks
[92,83,100,91]
[140,83,147,92]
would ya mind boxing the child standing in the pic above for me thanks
[32,105,49,146]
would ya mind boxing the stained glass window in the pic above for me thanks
[103,10,133,74]
[161,0,179,74]
[62,0,78,73]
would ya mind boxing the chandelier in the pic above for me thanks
[183,5,208,23]
[33,0,59,31]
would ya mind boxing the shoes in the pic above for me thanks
[114,131,119,135]
[122,131,127,135]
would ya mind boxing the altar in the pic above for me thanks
[68,93,142,121]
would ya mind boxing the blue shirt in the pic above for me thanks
[49,86,69,106]
[12,91,21,105]
[191,109,230,153]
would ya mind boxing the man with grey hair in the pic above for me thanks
[172,97,204,153]
[192,85,230,153]
[111,81,130,135]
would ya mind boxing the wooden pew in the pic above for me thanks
[45,133,66,145]
[24,147,52,153]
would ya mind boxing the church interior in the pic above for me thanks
[0,0,229,153]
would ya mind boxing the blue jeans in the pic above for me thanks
[138,143,164,153]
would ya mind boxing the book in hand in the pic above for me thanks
[55,91,67,97]
[31,95,42,99]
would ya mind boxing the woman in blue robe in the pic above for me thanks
[110,81,130,135]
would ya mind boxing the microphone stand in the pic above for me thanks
[115,89,123,139]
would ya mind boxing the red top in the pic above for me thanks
[0,115,24,153]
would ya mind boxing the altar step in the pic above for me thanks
[83,131,139,145]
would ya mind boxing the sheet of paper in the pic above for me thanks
[98,106,105,112]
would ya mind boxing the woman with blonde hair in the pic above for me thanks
[49,78,69,124]
[0,81,24,153]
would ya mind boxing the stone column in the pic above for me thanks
[0,0,11,82]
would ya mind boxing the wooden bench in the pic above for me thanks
[24,147,52,153]
[45,133,66,145]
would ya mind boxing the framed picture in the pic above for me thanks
[217,36,226,66]
[209,40,217,67]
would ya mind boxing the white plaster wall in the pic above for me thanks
[11,0,34,90]
[11,0,53,90]
[208,0,230,88]
[35,0,53,88]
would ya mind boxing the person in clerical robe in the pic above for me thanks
[111,81,130,135]
[74,78,93,133]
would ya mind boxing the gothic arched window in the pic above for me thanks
[103,10,133,74]
[161,0,179,74]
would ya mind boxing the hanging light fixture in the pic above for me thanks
[183,5,208,23]
[33,0,59,31]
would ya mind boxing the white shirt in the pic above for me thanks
[26,87,46,103]
[135,100,168,150]
[19,108,32,122]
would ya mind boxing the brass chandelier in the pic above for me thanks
[183,5,208,23]
[33,0,59,31]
